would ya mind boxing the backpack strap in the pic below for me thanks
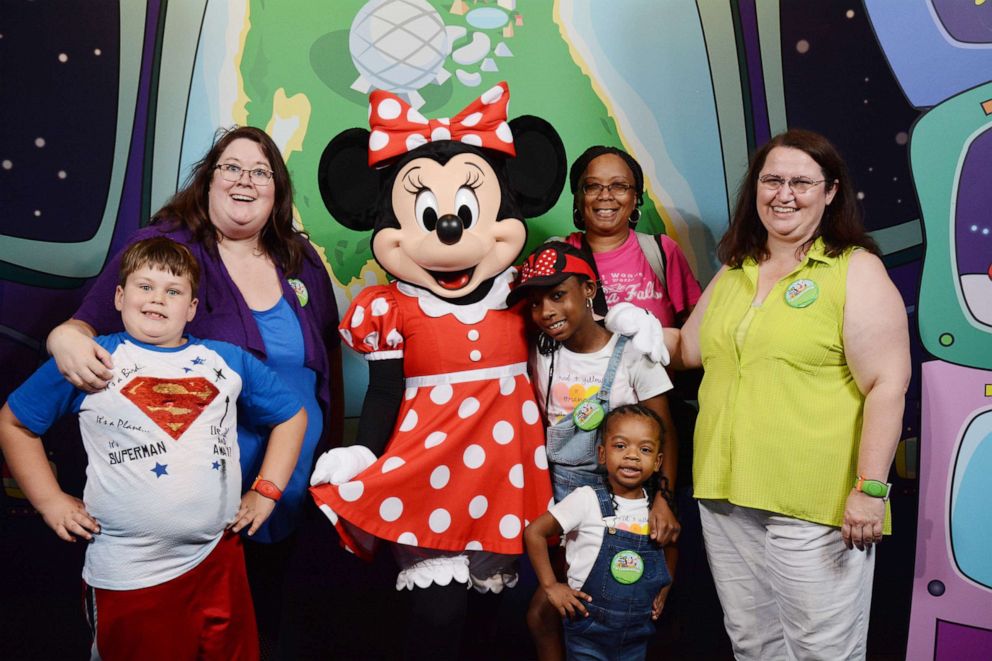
[635,232,667,291]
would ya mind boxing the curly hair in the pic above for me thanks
[151,126,311,276]
[718,128,879,267]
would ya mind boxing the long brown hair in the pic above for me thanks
[718,129,879,267]
[152,126,310,275]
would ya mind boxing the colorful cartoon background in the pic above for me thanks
[2,1,991,658]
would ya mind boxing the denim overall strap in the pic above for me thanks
[562,484,671,659]
[547,336,630,500]
[596,335,628,404]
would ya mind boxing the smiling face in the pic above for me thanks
[115,264,198,347]
[576,153,638,240]
[373,152,526,298]
[597,412,663,499]
[207,138,277,242]
[527,276,597,348]
[756,146,837,247]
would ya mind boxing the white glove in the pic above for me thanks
[604,302,670,366]
[309,445,378,486]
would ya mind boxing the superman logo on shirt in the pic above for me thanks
[122,377,220,440]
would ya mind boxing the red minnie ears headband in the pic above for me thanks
[507,244,598,306]
[367,81,516,167]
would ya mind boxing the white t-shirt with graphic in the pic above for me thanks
[550,485,650,589]
[7,333,301,590]
[530,333,673,424]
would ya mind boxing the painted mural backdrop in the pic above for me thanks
[1,1,990,658]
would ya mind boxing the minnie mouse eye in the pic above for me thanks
[415,189,439,232]
[455,186,479,229]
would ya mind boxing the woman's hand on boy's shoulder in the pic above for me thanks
[545,582,592,620]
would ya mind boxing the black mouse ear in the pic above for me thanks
[504,116,567,218]
[317,128,381,231]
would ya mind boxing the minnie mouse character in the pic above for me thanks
[310,82,566,657]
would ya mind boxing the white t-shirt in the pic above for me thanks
[550,485,651,589]
[530,333,673,423]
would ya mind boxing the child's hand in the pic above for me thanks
[652,584,672,620]
[37,492,100,542]
[230,491,276,536]
[545,582,592,621]
[649,496,680,545]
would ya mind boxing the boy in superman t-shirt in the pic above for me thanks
[0,237,305,660]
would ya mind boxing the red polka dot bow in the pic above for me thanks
[367,81,516,167]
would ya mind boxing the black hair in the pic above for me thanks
[568,145,645,231]
[601,404,673,511]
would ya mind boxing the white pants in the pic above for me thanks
[699,499,875,661]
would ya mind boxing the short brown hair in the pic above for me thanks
[119,237,200,294]
[718,129,879,267]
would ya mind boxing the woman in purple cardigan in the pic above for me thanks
[45,126,344,653]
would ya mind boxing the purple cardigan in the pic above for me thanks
[74,223,340,452]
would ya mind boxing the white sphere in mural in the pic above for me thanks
[350,0,449,101]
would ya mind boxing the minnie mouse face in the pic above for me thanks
[374,152,526,297]
[317,83,566,302]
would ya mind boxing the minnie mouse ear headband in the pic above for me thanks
[367,82,515,167]
[507,241,597,307]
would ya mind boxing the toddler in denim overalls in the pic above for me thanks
[525,404,672,660]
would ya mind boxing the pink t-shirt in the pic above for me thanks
[566,230,702,326]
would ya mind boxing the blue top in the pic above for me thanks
[241,297,323,543]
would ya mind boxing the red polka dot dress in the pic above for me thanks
[311,270,552,557]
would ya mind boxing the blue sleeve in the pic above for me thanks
[203,340,302,427]
[6,359,85,436]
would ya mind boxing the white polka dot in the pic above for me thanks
[407,108,428,124]
[369,130,389,151]
[492,421,514,445]
[465,540,483,551]
[459,397,481,418]
[430,384,453,405]
[370,297,389,316]
[430,465,450,489]
[378,98,401,120]
[437,117,450,126]
[406,134,428,151]
[509,464,524,488]
[431,126,451,141]
[339,480,365,502]
[362,331,379,351]
[461,111,483,127]
[463,444,486,469]
[499,377,516,395]
[467,329,480,341]
[381,457,405,473]
[481,84,504,105]
[429,509,452,533]
[522,400,540,425]
[399,409,418,432]
[405,387,418,400]
[350,305,365,327]
[339,329,353,345]
[380,497,404,522]
[469,495,488,518]
[534,445,548,470]
[386,329,403,347]
[499,514,521,539]
[425,431,447,449]
[469,350,482,362]
[461,134,483,147]
[495,121,513,143]
[398,532,418,545]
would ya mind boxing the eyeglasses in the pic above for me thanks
[214,163,274,186]
[758,175,827,195]
[581,182,634,197]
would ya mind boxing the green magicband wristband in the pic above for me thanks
[855,476,891,501]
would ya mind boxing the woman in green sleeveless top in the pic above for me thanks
[672,129,910,660]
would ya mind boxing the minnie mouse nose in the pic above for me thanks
[436,214,464,245]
